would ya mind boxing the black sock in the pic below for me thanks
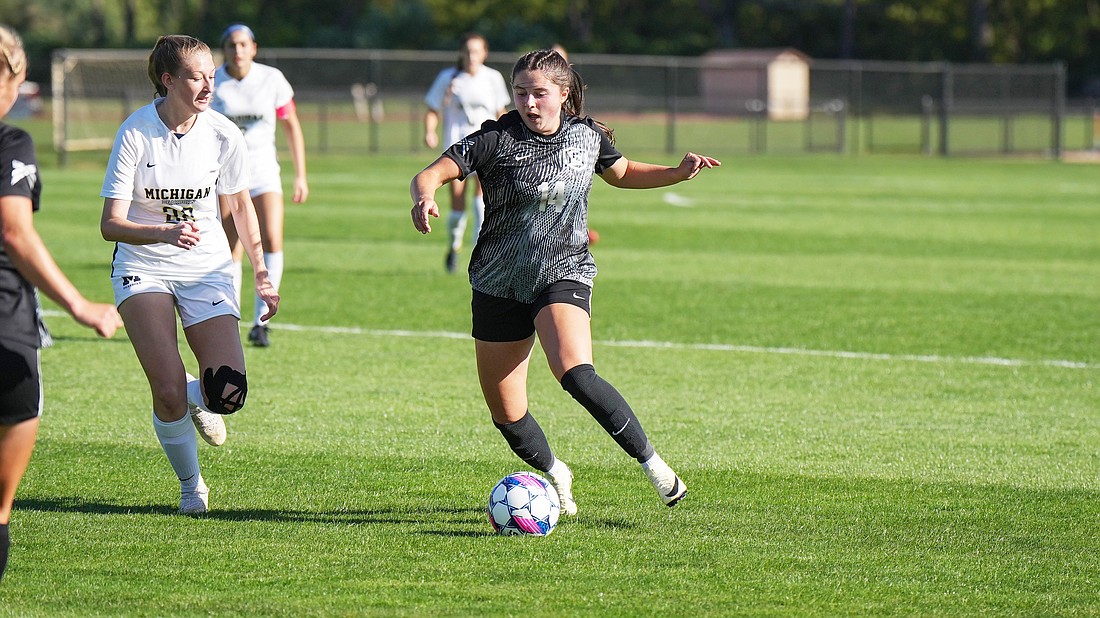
[0,522,9,584]
[561,364,655,462]
[493,411,555,471]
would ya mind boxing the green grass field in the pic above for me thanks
[1,126,1098,616]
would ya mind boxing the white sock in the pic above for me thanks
[185,373,214,414]
[447,210,467,251]
[641,452,666,471]
[255,251,283,326]
[472,196,485,246]
[231,259,243,306]
[152,411,201,488]
[547,457,571,478]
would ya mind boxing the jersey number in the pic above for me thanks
[163,205,195,223]
[538,181,567,213]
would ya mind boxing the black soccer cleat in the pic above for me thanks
[247,324,270,348]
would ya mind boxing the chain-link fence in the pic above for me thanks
[52,47,1086,163]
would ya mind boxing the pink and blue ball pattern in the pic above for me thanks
[488,472,560,536]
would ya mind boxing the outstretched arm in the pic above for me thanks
[223,190,280,321]
[5,196,121,338]
[599,152,721,189]
[410,155,463,234]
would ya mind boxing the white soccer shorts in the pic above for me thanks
[113,274,240,328]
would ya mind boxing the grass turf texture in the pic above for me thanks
[1,144,1097,615]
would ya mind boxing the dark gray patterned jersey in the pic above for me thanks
[443,110,622,303]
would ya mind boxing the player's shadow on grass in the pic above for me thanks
[18,497,630,534]
[16,496,499,534]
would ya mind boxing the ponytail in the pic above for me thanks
[0,25,26,79]
[147,35,210,98]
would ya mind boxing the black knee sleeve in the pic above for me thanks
[203,366,247,415]
[493,411,555,471]
[561,364,654,462]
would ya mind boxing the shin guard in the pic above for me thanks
[493,411,554,471]
[561,364,655,462]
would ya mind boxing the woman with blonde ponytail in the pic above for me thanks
[100,34,279,515]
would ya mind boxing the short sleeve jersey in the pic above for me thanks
[425,65,511,147]
[211,63,293,177]
[0,123,43,348]
[444,110,622,303]
[100,101,249,280]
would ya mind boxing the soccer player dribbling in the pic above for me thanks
[100,35,279,514]
[0,24,122,582]
[411,48,719,514]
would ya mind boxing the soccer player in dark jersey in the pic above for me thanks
[0,25,122,583]
[411,48,719,514]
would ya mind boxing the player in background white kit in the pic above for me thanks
[100,35,279,515]
[213,24,308,347]
[423,33,510,273]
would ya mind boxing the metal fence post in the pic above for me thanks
[665,60,677,155]
[1052,61,1066,159]
[939,63,953,156]
[1086,100,1095,150]
[1001,69,1012,154]
[837,100,847,153]
[921,95,934,155]
[849,62,862,156]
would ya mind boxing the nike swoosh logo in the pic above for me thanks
[146,163,156,167]
[572,292,585,300]
[514,152,536,161]
[212,299,226,306]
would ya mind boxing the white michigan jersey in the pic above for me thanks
[212,63,294,192]
[101,101,249,280]
[425,66,510,147]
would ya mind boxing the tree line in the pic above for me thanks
[4,0,1099,95]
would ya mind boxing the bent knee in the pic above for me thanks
[203,366,248,415]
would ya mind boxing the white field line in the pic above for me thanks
[46,310,1094,369]
[270,321,1096,370]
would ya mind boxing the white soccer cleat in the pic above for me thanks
[189,407,226,447]
[547,459,578,516]
[642,453,687,507]
[187,373,226,447]
[179,477,209,515]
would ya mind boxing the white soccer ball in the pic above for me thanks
[487,472,560,536]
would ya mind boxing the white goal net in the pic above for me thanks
[51,49,152,162]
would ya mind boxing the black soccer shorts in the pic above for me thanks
[472,280,593,342]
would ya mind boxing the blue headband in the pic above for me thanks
[221,24,255,44]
